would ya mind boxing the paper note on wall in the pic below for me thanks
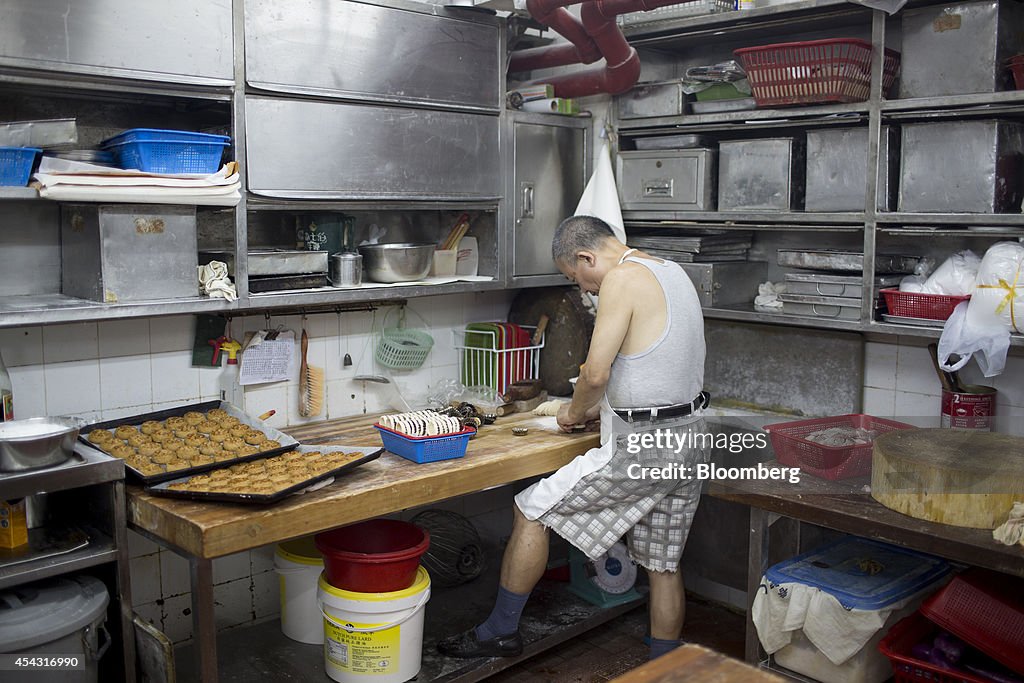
[240,330,296,385]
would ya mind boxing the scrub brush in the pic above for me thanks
[299,329,324,417]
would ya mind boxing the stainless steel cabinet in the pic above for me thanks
[244,0,501,112]
[245,96,500,200]
[510,114,589,281]
[0,0,233,84]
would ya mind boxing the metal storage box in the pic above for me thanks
[617,149,717,211]
[899,120,1024,213]
[617,81,686,119]
[779,294,865,321]
[718,138,805,211]
[784,273,902,299]
[61,205,198,303]
[900,0,1024,98]
[679,261,767,308]
[805,126,898,212]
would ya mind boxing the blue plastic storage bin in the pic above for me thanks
[374,425,473,464]
[100,128,230,174]
[765,537,950,610]
[0,147,41,186]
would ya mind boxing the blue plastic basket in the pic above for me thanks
[374,424,473,464]
[101,128,230,146]
[0,147,41,186]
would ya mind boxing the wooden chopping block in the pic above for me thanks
[871,428,1024,529]
[495,392,549,417]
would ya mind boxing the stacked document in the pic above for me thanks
[32,159,240,206]
[628,230,753,262]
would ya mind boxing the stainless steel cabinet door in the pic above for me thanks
[245,97,500,200]
[513,121,587,277]
[245,0,501,111]
[0,0,233,83]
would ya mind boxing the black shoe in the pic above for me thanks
[437,628,523,659]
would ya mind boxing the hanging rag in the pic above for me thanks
[198,261,238,302]
[575,140,626,245]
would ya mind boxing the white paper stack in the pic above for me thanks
[33,160,241,206]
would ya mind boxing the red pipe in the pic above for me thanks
[510,0,686,97]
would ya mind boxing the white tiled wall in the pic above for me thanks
[0,290,514,644]
[862,336,1024,436]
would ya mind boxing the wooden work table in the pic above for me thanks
[126,411,599,682]
[610,644,783,682]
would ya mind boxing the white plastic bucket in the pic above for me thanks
[274,537,325,645]
[318,567,431,683]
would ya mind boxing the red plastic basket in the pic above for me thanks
[1010,55,1024,89]
[763,414,914,480]
[735,38,901,107]
[880,288,971,321]
[920,568,1024,675]
[879,612,990,683]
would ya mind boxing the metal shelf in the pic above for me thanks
[623,211,865,225]
[0,67,233,103]
[881,90,1024,115]
[879,227,1024,236]
[879,213,1024,227]
[618,103,867,133]
[626,219,863,233]
[246,197,501,213]
[0,446,123,500]
[247,278,505,308]
[869,320,1024,347]
[0,294,237,329]
[702,303,864,333]
[0,530,117,591]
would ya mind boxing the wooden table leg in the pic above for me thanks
[745,507,770,665]
[190,557,218,683]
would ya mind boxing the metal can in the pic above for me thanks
[329,252,362,287]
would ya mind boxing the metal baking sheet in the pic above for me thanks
[145,445,383,505]
[690,97,756,114]
[880,314,946,328]
[777,249,920,274]
[79,400,299,485]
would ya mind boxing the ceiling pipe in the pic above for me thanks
[509,0,686,97]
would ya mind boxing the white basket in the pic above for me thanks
[618,0,735,27]
[453,326,545,396]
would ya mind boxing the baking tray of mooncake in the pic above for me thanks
[78,400,298,484]
[145,445,383,504]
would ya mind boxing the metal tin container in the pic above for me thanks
[329,252,363,287]
[805,126,898,212]
[900,0,1024,98]
[0,417,84,472]
[777,249,921,273]
[617,81,686,119]
[61,205,198,303]
[899,120,1024,213]
[617,149,717,211]
[784,273,902,299]
[679,261,767,307]
[779,293,865,321]
[634,134,714,151]
[718,137,805,211]
[200,249,328,277]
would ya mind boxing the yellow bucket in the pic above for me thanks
[318,567,431,683]
[274,537,324,645]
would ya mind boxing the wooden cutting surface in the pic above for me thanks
[609,644,783,682]
[127,412,598,559]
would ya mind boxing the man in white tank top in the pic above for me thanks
[439,215,709,663]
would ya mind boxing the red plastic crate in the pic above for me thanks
[920,569,1024,675]
[879,612,990,683]
[763,414,914,480]
[881,288,971,321]
[734,38,901,107]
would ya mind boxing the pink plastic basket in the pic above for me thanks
[734,38,900,107]
[763,414,914,480]
[880,288,971,321]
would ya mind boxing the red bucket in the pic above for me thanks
[315,519,430,593]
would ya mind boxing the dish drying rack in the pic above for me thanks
[453,326,545,396]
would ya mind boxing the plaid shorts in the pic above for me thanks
[515,419,710,573]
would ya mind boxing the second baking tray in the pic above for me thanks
[145,445,382,504]
[79,400,299,485]
[777,249,920,274]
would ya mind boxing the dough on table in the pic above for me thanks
[533,399,569,417]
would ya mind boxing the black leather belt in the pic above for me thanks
[614,391,710,423]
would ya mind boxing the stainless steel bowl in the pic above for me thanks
[0,417,85,472]
[358,243,435,283]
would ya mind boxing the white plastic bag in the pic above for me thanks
[938,302,1010,377]
[967,241,1024,335]
[922,250,980,295]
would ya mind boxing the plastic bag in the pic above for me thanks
[922,250,980,295]
[938,301,1010,377]
[966,241,1024,335]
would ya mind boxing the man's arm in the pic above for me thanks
[560,267,634,428]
